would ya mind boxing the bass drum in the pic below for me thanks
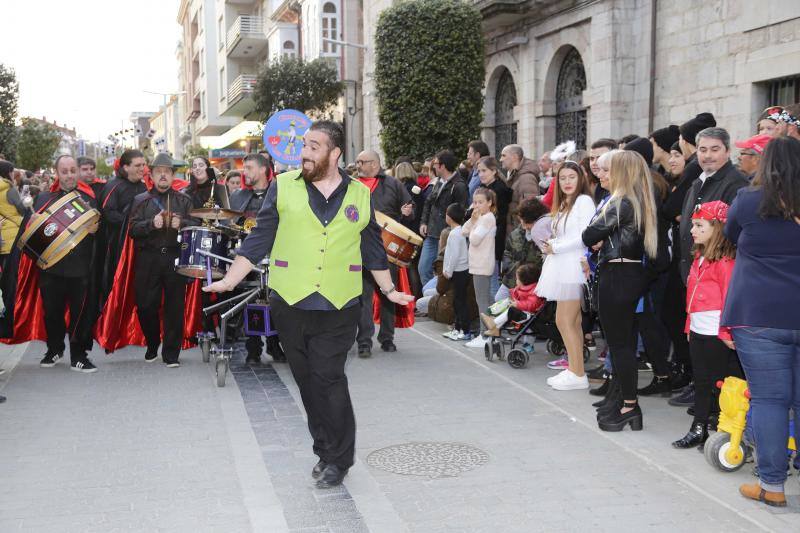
[17,191,100,269]
[176,226,228,280]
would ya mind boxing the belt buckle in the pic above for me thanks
[160,247,168,254]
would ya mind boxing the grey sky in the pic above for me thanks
[4,0,182,141]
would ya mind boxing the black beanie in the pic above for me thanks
[679,113,716,147]
[624,137,654,167]
[670,141,681,153]
[0,160,14,180]
[650,125,680,153]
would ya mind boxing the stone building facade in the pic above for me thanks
[358,0,800,161]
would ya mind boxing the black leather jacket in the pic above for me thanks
[582,197,645,265]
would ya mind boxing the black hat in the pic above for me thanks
[0,160,14,180]
[624,137,654,167]
[670,141,681,153]
[649,125,680,153]
[150,152,180,169]
[679,113,716,147]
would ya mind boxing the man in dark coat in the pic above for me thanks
[229,153,285,365]
[353,150,413,357]
[418,150,468,285]
[99,149,147,296]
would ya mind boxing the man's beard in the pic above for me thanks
[302,156,330,183]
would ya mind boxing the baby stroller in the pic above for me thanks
[484,300,590,369]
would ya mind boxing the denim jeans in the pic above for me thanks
[489,261,500,302]
[418,236,439,287]
[733,326,800,492]
[495,284,510,303]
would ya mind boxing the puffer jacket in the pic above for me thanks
[501,225,543,288]
[582,197,646,265]
[0,178,25,255]
[510,282,545,314]
[506,158,540,224]
[685,255,735,341]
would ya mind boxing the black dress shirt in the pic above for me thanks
[238,170,389,310]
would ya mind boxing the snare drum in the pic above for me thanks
[17,191,100,269]
[176,226,228,280]
[374,211,423,268]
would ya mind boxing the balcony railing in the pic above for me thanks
[226,15,266,53]
[227,74,258,104]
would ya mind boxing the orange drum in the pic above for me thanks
[17,191,100,269]
[375,211,423,268]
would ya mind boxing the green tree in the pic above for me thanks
[184,144,209,160]
[96,157,113,178]
[16,118,61,171]
[0,64,19,161]
[375,0,485,162]
[253,56,343,120]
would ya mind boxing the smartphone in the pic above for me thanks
[206,167,216,182]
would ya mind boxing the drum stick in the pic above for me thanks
[206,256,213,286]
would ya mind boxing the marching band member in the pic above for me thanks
[128,153,197,367]
[205,121,413,489]
[230,153,284,364]
[36,155,100,373]
[353,150,413,357]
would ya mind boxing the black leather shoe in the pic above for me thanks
[266,336,286,362]
[311,460,327,480]
[589,377,610,397]
[0,395,6,404]
[586,365,606,382]
[315,464,348,489]
[638,375,672,397]
[357,346,371,358]
[670,372,692,391]
[672,421,708,449]
[686,406,695,417]
[668,383,695,406]
[592,377,620,408]
[245,353,262,365]
[598,403,643,432]
[381,341,397,353]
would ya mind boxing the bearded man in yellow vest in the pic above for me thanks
[205,121,413,488]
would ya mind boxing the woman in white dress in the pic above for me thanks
[536,161,596,390]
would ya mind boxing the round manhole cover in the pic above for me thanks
[366,442,489,478]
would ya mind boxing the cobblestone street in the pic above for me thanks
[1,320,798,532]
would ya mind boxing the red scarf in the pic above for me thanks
[417,175,431,189]
[358,176,380,193]
[49,180,97,199]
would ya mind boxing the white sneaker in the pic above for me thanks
[546,369,569,386]
[464,336,487,348]
[442,328,457,338]
[551,370,589,391]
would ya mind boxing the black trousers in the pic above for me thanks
[636,290,671,376]
[39,271,91,361]
[662,263,691,372]
[270,294,360,469]
[689,332,744,423]
[597,263,649,401]
[134,249,185,361]
[356,263,398,348]
[451,270,471,332]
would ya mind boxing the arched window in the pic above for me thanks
[494,69,518,158]
[282,40,296,58]
[555,47,587,149]
[322,2,339,55]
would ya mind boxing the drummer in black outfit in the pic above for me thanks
[128,153,197,367]
[353,151,413,358]
[37,155,100,373]
[230,153,285,364]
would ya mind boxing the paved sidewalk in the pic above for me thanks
[0,342,286,533]
[1,320,798,532]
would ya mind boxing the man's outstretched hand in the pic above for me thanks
[387,290,415,306]
[203,279,233,293]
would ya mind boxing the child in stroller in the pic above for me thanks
[481,264,590,369]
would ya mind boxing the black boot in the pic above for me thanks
[598,402,643,432]
[637,375,672,397]
[589,376,610,397]
[668,383,695,406]
[593,377,620,408]
[671,421,708,449]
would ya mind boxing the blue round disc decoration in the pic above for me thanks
[262,109,312,166]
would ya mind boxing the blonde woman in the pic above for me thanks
[536,161,595,390]
[582,151,659,432]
